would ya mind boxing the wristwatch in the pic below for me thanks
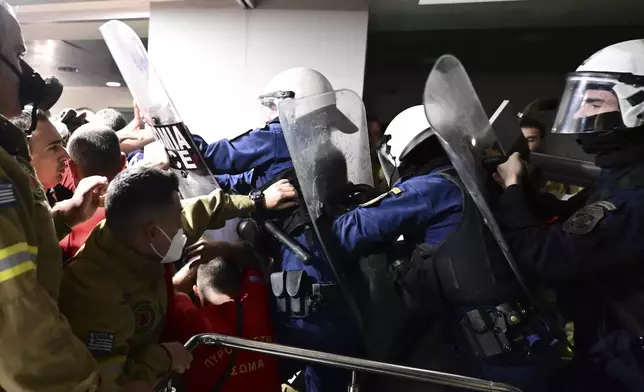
[249,189,266,213]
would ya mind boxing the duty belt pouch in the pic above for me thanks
[270,272,288,313]
[461,305,525,360]
[286,270,311,318]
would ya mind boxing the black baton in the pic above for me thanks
[264,221,313,265]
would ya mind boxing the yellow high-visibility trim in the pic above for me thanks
[0,260,36,283]
[0,242,37,260]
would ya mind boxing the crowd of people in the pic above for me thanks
[2,1,644,392]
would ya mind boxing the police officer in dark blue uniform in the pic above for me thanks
[198,67,335,190]
[126,134,254,194]
[328,105,558,391]
[200,68,362,392]
[495,39,644,392]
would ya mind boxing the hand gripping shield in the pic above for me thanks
[279,89,409,360]
[100,20,238,243]
[423,55,565,342]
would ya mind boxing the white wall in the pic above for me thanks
[148,4,368,142]
[50,86,133,115]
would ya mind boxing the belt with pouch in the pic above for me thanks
[270,270,342,318]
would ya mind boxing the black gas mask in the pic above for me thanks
[0,55,63,133]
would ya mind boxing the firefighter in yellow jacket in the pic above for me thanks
[59,166,297,388]
[0,3,122,391]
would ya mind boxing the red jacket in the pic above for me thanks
[58,169,106,264]
[165,269,280,392]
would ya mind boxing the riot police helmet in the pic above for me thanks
[553,39,644,135]
[259,67,334,119]
[377,105,436,186]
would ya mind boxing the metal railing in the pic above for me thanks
[158,333,523,392]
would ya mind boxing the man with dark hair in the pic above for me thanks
[195,256,243,302]
[67,123,125,181]
[59,123,127,262]
[519,116,546,153]
[165,242,281,392]
[10,108,70,192]
[59,166,296,389]
[58,108,89,135]
[13,108,76,206]
[94,108,128,132]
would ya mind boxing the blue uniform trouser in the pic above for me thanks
[275,305,363,392]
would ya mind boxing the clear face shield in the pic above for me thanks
[552,72,627,134]
[376,135,399,187]
[258,90,295,122]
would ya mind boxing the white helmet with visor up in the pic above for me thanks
[259,67,334,118]
[377,105,435,186]
[553,39,644,135]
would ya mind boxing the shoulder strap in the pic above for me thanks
[211,301,244,392]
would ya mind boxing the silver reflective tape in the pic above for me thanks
[0,250,32,273]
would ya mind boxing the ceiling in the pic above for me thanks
[366,25,644,74]
[368,0,644,31]
[10,0,644,31]
[23,38,147,87]
[12,0,644,88]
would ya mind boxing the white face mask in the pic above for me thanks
[150,226,187,264]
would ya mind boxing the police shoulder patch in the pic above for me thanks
[359,187,403,208]
[563,201,617,235]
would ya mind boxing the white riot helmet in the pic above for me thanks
[377,105,435,186]
[553,39,644,134]
[259,67,334,119]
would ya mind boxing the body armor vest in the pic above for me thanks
[407,169,521,306]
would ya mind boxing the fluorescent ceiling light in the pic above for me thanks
[420,0,526,4]
[106,81,121,87]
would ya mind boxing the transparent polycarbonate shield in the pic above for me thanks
[100,20,238,242]
[423,55,558,334]
[489,100,531,160]
[279,89,408,360]
[279,89,373,222]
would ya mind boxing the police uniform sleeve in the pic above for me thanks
[214,170,254,195]
[497,184,644,285]
[59,261,171,386]
[331,178,463,261]
[0,207,117,391]
[202,130,277,174]
[181,188,255,244]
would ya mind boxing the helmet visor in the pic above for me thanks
[258,90,295,110]
[376,135,399,186]
[552,72,624,134]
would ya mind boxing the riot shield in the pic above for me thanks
[279,89,408,360]
[423,55,563,339]
[100,20,238,243]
